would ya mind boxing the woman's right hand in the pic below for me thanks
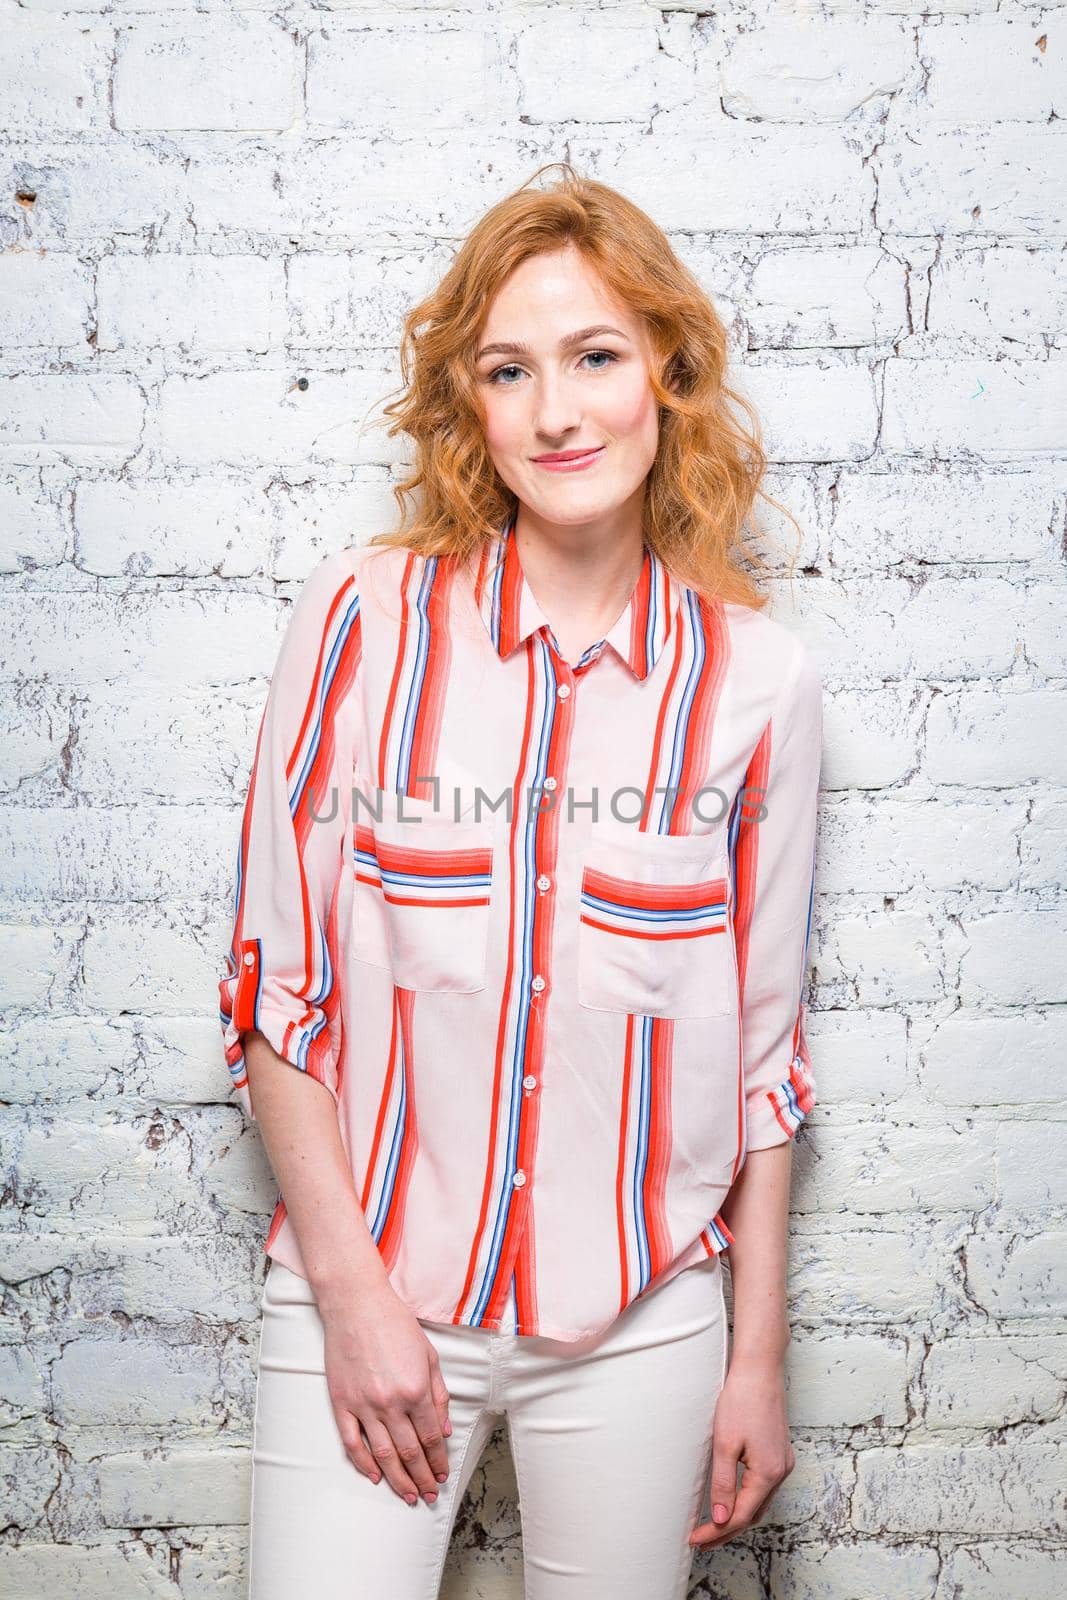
[318,1280,453,1505]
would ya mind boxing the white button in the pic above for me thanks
[557,683,571,700]
[531,974,546,992]
[523,1074,538,1091]
[512,1170,527,1187]
[543,776,557,791]
[536,874,551,892]
[243,952,255,967]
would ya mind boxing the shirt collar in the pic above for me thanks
[471,514,683,681]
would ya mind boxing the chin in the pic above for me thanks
[531,480,635,517]
[539,501,616,528]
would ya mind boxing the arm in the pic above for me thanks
[219,549,363,1123]
[724,634,822,1351]
[241,1029,393,1305]
[218,548,389,1302]
[217,554,451,1505]
[692,636,823,1550]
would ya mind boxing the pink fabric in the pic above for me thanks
[219,519,822,1340]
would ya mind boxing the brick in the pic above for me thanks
[923,1335,1067,1428]
[308,22,508,130]
[95,255,283,351]
[719,17,909,122]
[0,20,110,134]
[922,1011,1067,1106]
[919,20,1066,123]
[98,1448,250,1528]
[852,1441,1066,1534]
[113,20,299,132]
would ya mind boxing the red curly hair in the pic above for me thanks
[365,162,802,611]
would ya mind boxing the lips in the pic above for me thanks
[531,445,605,475]
[531,446,605,466]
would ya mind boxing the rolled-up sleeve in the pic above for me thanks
[732,636,823,1151]
[218,551,362,1122]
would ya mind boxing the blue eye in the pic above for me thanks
[486,350,619,386]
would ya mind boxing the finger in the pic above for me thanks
[707,1450,739,1528]
[747,1482,780,1529]
[427,1353,453,1442]
[361,1414,421,1504]
[333,1410,382,1482]
[690,1471,777,1548]
[388,1412,444,1503]
[733,1459,783,1530]
[408,1390,451,1485]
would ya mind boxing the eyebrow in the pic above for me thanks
[475,325,631,362]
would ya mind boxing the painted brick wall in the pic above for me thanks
[1,1,1064,1595]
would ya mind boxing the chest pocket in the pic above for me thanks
[577,829,736,1020]
[352,784,496,993]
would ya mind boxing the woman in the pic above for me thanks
[220,163,822,1599]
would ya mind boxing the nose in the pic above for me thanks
[532,370,582,445]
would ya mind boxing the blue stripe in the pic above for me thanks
[631,1015,654,1290]
[657,588,706,835]
[580,892,727,925]
[289,586,361,818]
[381,868,492,889]
[395,557,438,791]
[369,1030,408,1242]
[643,548,660,672]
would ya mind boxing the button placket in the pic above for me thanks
[509,655,576,1219]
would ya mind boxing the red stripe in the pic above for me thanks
[579,914,726,941]
[453,639,539,1325]
[643,1018,675,1279]
[615,1012,637,1311]
[376,841,493,876]
[503,643,573,1328]
[382,890,491,909]
[581,869,728,912]
[376,989,420,1266]
[627,548,654,677]
[232,939,260,1034]
[672,597,729,834]
[407,558,453,803]
[378,552,416,788]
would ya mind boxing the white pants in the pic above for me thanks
[248,1255,729,1599]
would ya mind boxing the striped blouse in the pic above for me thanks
[219,517,823,1341]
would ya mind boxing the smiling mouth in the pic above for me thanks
[531,446,606,470]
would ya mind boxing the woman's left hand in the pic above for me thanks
[688,1355,796,1549]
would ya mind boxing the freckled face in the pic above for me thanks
[473,245,660,529]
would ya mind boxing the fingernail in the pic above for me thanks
[436,1472,448,1483]
[405,1493,417,1506]
[713,1503,729,1523]
[444,1419,453,1436]
[423,1491,438,1504]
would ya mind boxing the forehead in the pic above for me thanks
[480,247,642,342]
